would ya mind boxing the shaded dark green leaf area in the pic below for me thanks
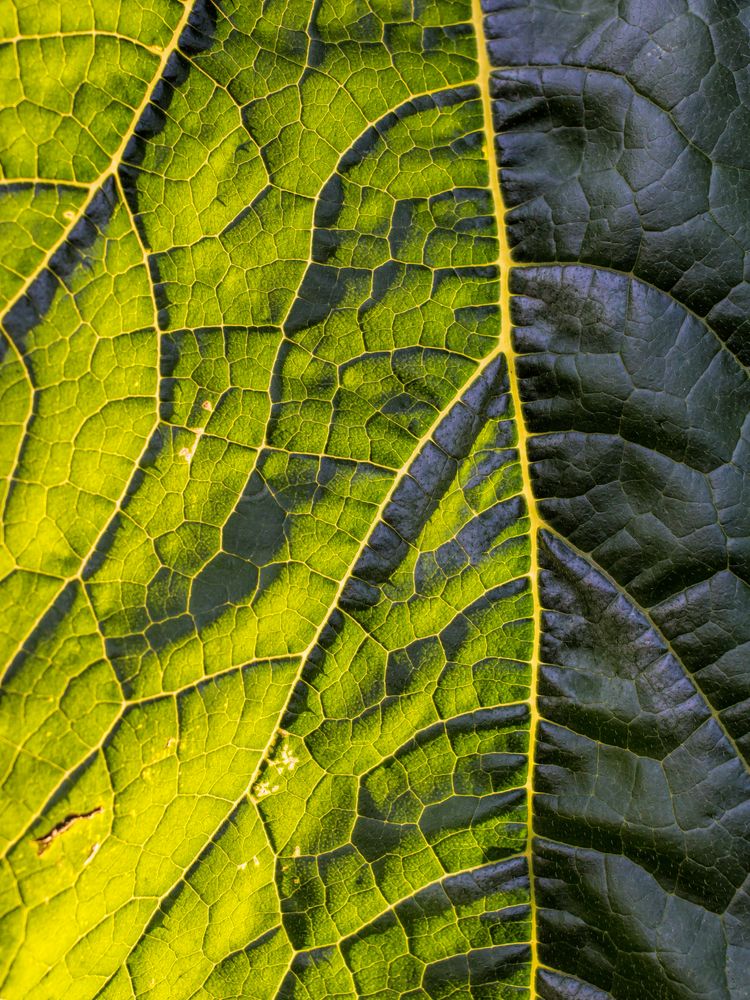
[485,0,750,365]
[485,0,750,996]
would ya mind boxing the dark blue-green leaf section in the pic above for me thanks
[480,0,750,997]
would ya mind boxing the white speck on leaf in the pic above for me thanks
[84,842,100,866]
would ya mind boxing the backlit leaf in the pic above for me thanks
[0,1,748,997]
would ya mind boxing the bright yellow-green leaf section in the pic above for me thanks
[0,0,536,997]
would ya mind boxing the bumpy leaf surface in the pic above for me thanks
[0,1,748,998]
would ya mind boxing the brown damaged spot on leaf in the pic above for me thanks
[33,807,103,856]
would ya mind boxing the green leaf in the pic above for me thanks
[0,1,748,998]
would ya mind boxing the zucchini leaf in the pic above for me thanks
[0,1,747,998]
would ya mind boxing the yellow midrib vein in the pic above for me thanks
[469,0,542,995]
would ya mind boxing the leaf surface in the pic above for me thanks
[0,1,748,998]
